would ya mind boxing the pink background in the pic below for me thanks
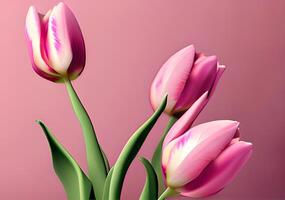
[1,0,284,199]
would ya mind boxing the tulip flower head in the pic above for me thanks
[25,2,85,82]
[161,103,253,198]
[150,45,225,115]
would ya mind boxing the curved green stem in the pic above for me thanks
[64,79,107,200]
[158,187,177,200]
[151,116,178,194]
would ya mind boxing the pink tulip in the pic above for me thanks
[25,2,85,82]
[150,45,225,115]
[162,105,252,198]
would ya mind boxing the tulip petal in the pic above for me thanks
[150,61,168,111]
[162,92,209,170]
[25,6,60,81]
[150,45,195,114]
[165,120,239,187]
[180,141,252,198]
[46,2,85,76]
[208,64,226,98]
[174,55,218,111]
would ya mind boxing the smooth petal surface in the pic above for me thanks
[25,6,60,81]
[165,120,239,187]
[163,92,209,149]
[180,141,252,198]
[46,2,85,76]
[208,64,226,98]
[162,92,209,171]
[150,45,195,114]
[174,55,219,111]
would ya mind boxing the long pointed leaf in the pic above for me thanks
[102,168,114,200]
[109,95,167,200]
[37,120,92,200]
[139,157,158,200]
[101,147,110,173]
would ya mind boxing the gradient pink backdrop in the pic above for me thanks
[1,0,284,199]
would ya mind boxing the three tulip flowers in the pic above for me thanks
[25,2,252,200]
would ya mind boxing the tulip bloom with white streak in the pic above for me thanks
[161,94,253,198]
[25,2,85,82]
[150,45,225,115]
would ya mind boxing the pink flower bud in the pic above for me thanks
[150,45,225,115]
[25,2,85,82]
[162,116,252,198]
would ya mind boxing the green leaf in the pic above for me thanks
[101,147,110,173]
[151,117,177,195]
[37,120,92,200]
[109,95,167,200]
[102,168,114,200]
[139,157,158,200]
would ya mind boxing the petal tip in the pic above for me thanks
[240,141,253,151]
[233,120,240,127]
[26,5,38,21]
[219,120,240,128]
[182,44,195,54]
[58,2,65,6]
[27,5,36,12]
[218,64,226,69]
[57,2,68,10]
[230,121,240,132]
[56,2,71,12]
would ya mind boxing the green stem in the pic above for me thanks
[158,187,177,200]
[151,116,178,194]
[64,78,107,200]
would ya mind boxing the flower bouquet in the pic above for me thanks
[25,2,252,200]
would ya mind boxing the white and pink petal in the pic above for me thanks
[179,141,252,198]
[46,3,73,74]
[163,92,209,150]
[25,6,59,78]
[165,120,239,188]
